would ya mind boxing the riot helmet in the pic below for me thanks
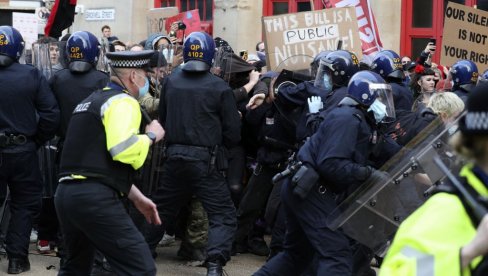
[0,26,24,66]
[182,31,215,72]
[371,50,405,80]
[347,71,395,123]
[310,50,332,77]
[450,59,478,92]
[314,50,360,91]
[66,31,100,73]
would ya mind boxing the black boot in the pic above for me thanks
[8,257,30,274]
[247,237,270,256]
[206,260,223,276]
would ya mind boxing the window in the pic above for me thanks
[160,0,176,7]
[157,0,213,21]
[477,0,488,10]
[264,0,325,16]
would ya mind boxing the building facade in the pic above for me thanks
[1,0,487,63]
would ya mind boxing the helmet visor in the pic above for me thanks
[313,60,333,92]
[369,83,396,123]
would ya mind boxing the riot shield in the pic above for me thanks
[272,54,314,93]
[97,37,111,73]
[38,137,59,198]
[32,41,62,79]
[158,43,183,74]
[327,114,465,255]
[135,48,170,196]
[271,55,314,128]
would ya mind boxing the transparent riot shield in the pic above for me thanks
[213,46,234,79]
[32,41,62,79]
[158,43,183,75]
[134,48,169,196]
[97,37,111,73]
[327,114,465,255]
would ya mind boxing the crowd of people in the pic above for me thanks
[1,22,488,276]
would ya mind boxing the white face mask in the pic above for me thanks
[368,99,387,123]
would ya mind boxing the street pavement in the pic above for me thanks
[0,241,266,275]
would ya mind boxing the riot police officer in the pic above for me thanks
[47,30,110,272]
[147,32,241,276]
[0,25,60,274]
[371,50,413,112]
[51,31,109,139]
[254,71,395,276]
[303,50,360,135]
[450,59,479,103]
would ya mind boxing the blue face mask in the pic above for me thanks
[137,77,149,99]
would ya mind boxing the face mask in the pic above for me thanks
[137,76,149,99]
[368,99,387,123]
[322,74,333,92]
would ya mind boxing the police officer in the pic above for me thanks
[147,32,240,276]
[51,31,109,139]
[233,75,296,256]
[296,50,359,139]
[47,30,110,272]
[55,50,165,275]
[0,26,60,274]
[254,71,395,276]
[371,50,413,112]
[450,59,479,103]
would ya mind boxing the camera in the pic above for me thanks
[177,21,186,30]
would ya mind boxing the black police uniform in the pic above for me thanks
[51,68,109,139]
[254,102,376,276]
[36,67,108,262]
[275,81,331,141]
[0,62,59,265]
[390,82,414,112]
[452,87,469,103]
[55,81,156,276]
[234,101,295,253]
[146,67,241,264]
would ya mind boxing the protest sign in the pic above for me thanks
[165,10,202,40]
[146,7,179,35]
[263,7,362,71]
[441,2,488,72]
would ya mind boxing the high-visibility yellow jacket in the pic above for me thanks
[59,84,151,194]
[380,164,488,276]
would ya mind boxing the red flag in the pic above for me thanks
[327,0,383,62]
[44,0,77,39]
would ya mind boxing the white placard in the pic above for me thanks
[12,12,38,50]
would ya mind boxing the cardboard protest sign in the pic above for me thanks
[165,10,202,40]
[146,7,179,35]
[263,7,362,71]
[441,2,488,72]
